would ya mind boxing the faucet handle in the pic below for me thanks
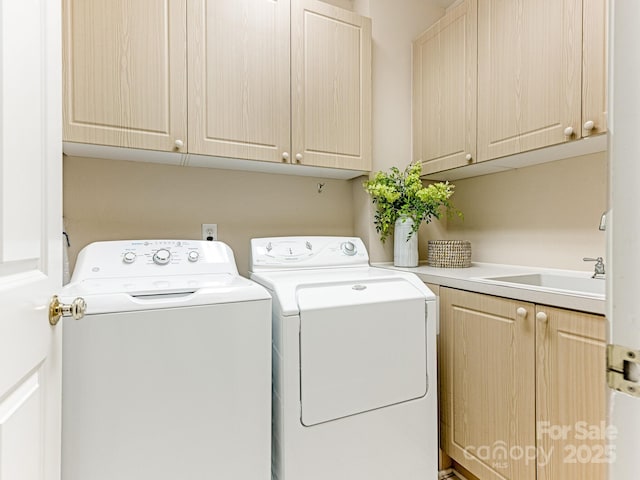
[583,257,605,277]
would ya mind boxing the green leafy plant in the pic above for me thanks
[363,163,460,243]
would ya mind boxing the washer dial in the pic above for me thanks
[122,252,136,264]
[152,248,171,265]
[187,250,199,263]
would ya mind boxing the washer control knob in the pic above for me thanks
[341,241,357,256]
[153,248,171,265]
[122,252,136,264]
[187,250,199,263]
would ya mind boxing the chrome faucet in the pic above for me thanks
[583,257,605,278]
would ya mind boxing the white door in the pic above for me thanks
[0,0,63,479]
[607,1,640,476]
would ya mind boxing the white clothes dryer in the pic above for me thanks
[61,240,271,480]
[249,236,437,480]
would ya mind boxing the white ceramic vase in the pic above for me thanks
[393,216,418,267]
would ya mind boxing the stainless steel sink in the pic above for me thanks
[481,273,605,296]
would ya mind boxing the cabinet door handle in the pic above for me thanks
[174,139,184,149]
[583,120,595,135]
[516,307,528,318]
[536,311,548,323]
[563,126,574,137]
[282,152,290,162]
[295,153,303,163]
[465,153,472,162]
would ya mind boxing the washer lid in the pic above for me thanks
[61,274,271,314]
[63,240,270,314]
[298,278,428,426]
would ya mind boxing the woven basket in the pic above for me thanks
[427,240,472,268]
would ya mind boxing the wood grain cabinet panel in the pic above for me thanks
[441,287,608,480]
[62,0,188,152]
[416,0,607,176]
[536,306,608,480]
[187,0,291,163]
[441,288,536,480]
[477,0,583,161]
[582,0,608,138]
[291,0,371,171]
[413,0,476,175]
[63,0,371,172]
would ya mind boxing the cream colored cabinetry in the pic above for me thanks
[412,0,476,175]
[64,0,371,173]
[536,305,608,480]
[187,0,290,163]
[441,288,536,480]
[582,0,608,138]
[62,0,188,153]
[290,0,371,170]
[414,0,607,176]
[477,0,583,161]
[441,288,607,480]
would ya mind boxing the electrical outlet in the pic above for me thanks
[201,224,218,241]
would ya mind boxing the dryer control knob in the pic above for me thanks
[187,250,199,263]
[153,248,171,265]
[122,252,136,264]
[341,241,357,256]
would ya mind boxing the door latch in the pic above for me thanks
[607,344,640,398]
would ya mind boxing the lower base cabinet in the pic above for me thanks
[440,287,607,480]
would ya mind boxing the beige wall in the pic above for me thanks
[63,156,354,276]
[353,0,445,263]
[432,151,608,271]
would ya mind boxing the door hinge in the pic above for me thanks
[607,344,640,398]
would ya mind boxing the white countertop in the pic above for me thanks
[374,262,605,315]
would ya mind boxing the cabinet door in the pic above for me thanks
[62,0,188,152]
[291,0,371,171]
[441,288,536,480]
[582,0,608,137]
[187,0,290,163]
[477,0,582,162]
[413,0,477,175]
[536,306,607,480]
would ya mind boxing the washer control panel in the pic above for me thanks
[250,236,369,271]
[71,240,238,281]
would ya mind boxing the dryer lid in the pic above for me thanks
[297,278,428,426]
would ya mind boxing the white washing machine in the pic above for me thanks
[249,236,438,480]
[61,240,271,480]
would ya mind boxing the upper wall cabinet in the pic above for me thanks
[290,0,372,170]
[187,0,290,164]
[414,0,607,177]
[63,0,372,174]
[412,0,477,175]
[477,0,583,161]
[62,0,188,153]
[582,0,608,139]
[189,0,371,171]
